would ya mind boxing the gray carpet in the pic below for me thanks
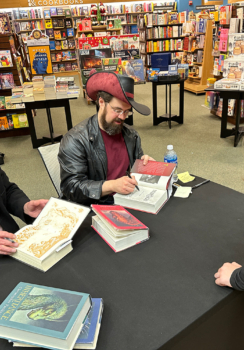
[1,78,244,227]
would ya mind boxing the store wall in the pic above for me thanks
[176,0,202,12]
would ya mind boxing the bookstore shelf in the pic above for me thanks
[184,20,213,95]
[106,12,152,16]
[14,18,44,21]
[147,23,183,27]
[146,36,185,41]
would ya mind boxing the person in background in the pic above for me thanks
[58,71,154,206]
[0,167,48,255]
[214,262,244,290]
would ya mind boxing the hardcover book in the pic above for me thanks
[45,19,53,29]
[65,62,72,71]
[52,19,59,28]
[0,73,15,89]
[114,160,176,214]
[61,40,68,49]
[67,28,74,37]
[91,205,149,252]
[0,96,6,109]
[46,29,54,38]
[57,18,65,27]
[54,30,61,39]
[0,50,13,68]
[50,7,57,16]
[68,39,75,49]
[61,29,67,39]
[65,18,72,28]
[58,63,65,72]
[65,9,71,18]
[57,7,64,16]
[55,41,61,50]
[43,10,50,19]
[50,40,56,50]
[0,282,92,350]
[12,298,103,350]
[11,197,90,271]
[0,116,8,130]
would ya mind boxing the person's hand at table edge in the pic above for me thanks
[214,262,242,287]
[0,231,19,255]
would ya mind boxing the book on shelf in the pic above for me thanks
[61,40,69,49]
[45,19,53,29]
[61,29,67,39]
[43,10,51,19]
[0,116,8,130]
[55,40,62,50]
[12,298,103,350]
[52,63,59,72]
[0,96,6,109]
[0,282,92,350]
[0,50,13,68]
[65,18,72,28]
[58,18,65,27]
[91,205,149,252]
[68,39,75,48]
[59,63,65,72]
[67,28,74,37]
[50,40,56,50]
[114,160,176,214]
[220,5,231,25]
[229,18,240,35]
[57,7,64,16]
[237,7,243,33]
[0,73,15,89]
[46,28,54,37]
[11,197,90,272]
[54,30,61,39]
[65,8,71,17]
[50,7,57,16]
[65,62,72,71]
[52,19,59,28]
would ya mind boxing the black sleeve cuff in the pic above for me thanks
[230,267,244,291]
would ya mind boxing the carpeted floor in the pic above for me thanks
[1,77,244,227]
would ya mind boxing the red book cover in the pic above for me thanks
[91,205,148,230]
[131,159,175,177]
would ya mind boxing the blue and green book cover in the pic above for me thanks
[0,282,91,350]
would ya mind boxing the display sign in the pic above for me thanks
[154,5,174,11]
[28,46,52,74]
[195,5,216,11]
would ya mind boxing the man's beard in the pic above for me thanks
[100,106,124,135]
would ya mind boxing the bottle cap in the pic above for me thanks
[167,145,173,150]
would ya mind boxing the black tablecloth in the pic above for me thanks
[1,178,244,349]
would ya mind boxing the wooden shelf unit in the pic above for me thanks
[184,20,214,95]
[0,33,31,138]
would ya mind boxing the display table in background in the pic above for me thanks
[205,86,244,147]
[25,98,76,149]
[1,178,244,349]
[152,79,185,128]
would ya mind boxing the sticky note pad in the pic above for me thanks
[174,186,192,198]
[178,172,195,183]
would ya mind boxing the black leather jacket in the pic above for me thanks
[58,114,144,205]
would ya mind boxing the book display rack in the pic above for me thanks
[0,33,31,137]
[184,19,213,95]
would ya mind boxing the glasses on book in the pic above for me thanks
[108,103,133,117]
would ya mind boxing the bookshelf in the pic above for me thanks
[0,33,31,137]
[184,20,214,95]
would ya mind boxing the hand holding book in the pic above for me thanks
[23,199,48,218]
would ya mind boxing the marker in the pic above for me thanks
[126,171,140,191]
[4,237,15,244]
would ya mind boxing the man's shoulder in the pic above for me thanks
[63,114,97,140]
[123,123,140,137]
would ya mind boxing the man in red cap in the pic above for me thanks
[58,71,154,205]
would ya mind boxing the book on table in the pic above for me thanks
[0,282,92,350]
[11,298,104,349]
[11,197,90,272]
[91,204,149,252]
[114,160,176,214]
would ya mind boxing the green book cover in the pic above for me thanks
[0,96,6,109]
[0,282,91,341]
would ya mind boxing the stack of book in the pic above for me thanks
[22,82,34,102]
[10,87,24,104]
[92,204,149,252]
[44,75,56,100]
[0,282,104,350]
[33,76,45,101]
[67,85,80,98]
[56,78,68,99]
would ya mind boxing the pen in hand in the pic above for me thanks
[126,171,140,191]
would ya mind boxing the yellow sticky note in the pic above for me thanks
[174,186,192,198]
[178,172,195,183]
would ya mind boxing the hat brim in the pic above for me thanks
[127,97,151,116]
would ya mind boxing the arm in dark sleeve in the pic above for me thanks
[1,168,31,223]
[58,133,105,204]
[230,267,244,291]
[134,132,144,161]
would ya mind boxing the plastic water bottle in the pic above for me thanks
[164,145,178,182]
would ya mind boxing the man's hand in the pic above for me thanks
[102,176,138,196]
[214,262,242,287]
[0,231,19,255]
[23,199,48,218]
[141,155,155,165]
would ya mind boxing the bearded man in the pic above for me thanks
[58,71,154,205]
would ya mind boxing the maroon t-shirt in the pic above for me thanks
[100,129,130,180]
